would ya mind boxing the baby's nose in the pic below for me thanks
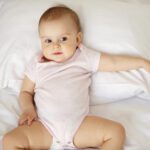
[53,42,60,49]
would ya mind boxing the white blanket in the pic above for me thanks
[0,88,150,150]
[90,68,150,105]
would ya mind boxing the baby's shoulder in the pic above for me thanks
[79,44,101,57]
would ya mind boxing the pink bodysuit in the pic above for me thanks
[25,44,100,149]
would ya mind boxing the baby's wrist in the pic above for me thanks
[22,105,35,112]
[141,58,150,70]
[140,58,146,67]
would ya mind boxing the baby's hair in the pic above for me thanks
[39,5,81,32]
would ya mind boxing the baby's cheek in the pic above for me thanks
[42,46,51,52]
[43,48,50,55]
[42,42,50,49]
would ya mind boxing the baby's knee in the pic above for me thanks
[3,132,15,148]
[2,133,15,150]
[2,130,29,149]
[111,122,126,140]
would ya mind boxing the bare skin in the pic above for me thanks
[3,116,125,150]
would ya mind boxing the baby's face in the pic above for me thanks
[39,16,82,63]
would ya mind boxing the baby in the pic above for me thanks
[3,5,150,150]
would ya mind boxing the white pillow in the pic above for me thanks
[81,0,150,58]
[0,0,150,102]
[90,69,150,105]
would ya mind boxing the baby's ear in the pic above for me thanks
[76,32,83,45]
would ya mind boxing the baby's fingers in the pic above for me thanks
[19,116,28,126]
[27,115,38,126]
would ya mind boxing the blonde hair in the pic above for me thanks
[39,5,81,32]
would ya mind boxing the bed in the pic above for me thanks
[0,0,150,150]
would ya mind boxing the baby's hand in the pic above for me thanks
[143,59,150,72]
[18,107,38,126]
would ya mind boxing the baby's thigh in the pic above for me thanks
[73,115,123,149]
[4,121,52,149]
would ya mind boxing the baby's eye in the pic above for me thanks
[45,39,52,43]
[60,37,68,42]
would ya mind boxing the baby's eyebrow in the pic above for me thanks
[60,33,70,36]
[40,33,71,39]
[40,36,48,39]
[57,33,71,38]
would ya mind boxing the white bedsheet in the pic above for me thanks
[0,1,150,150]
[0,88,150,150]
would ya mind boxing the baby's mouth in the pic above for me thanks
[52,52,63,55]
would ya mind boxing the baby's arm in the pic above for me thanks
[98,53,150,72]
[18,76,37,126]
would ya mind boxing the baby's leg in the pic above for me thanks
[73,116,125,150]
[3,121,52,150]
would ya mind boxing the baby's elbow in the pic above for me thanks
[99,53,116,72]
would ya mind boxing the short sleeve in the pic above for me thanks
[80,44,101,72]
[24,58,37,83]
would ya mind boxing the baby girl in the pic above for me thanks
[3,5,150,150]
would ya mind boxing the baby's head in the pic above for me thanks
[38,5,82,63]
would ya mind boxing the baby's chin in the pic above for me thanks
[54,58,69,63]
[53,54,74,62]
[45,57,67,63]
[42,54,74,63]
